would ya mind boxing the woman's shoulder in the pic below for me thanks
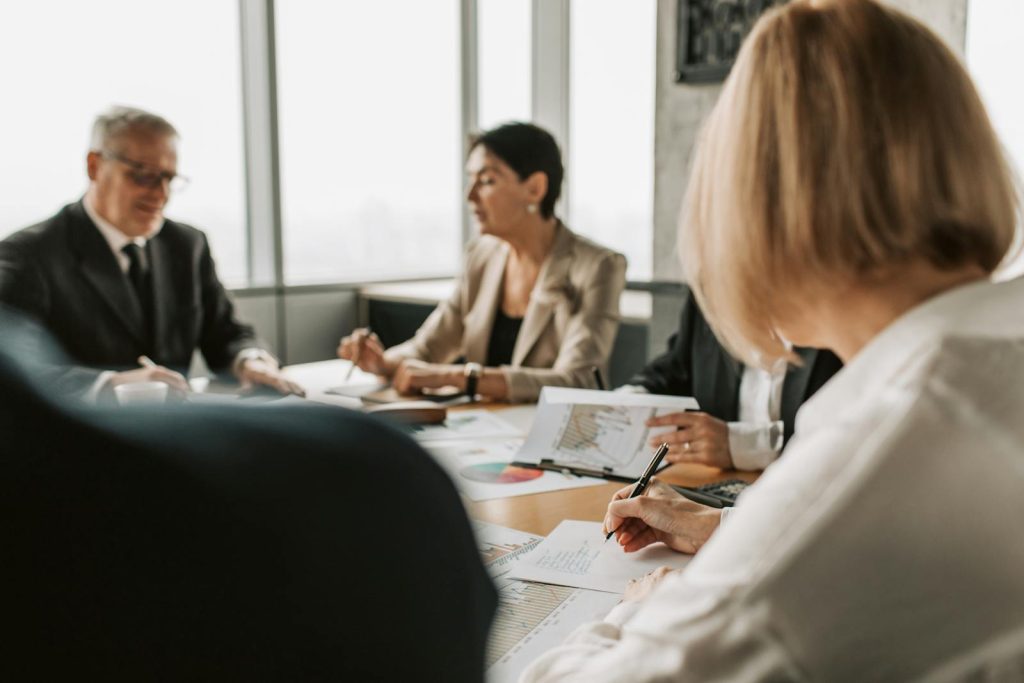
[558,223,627,272]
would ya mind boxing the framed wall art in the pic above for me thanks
[676,0,789,83]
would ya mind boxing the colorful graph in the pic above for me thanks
[554,404,649,468]
[460,462,544,484]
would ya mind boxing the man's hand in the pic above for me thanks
[602,480,722,554]
[647,411,732,468]
[108,365,190,395]
[392,359,462,395]
[238,357,305,397]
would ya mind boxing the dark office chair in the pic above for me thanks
[0,309,495,682]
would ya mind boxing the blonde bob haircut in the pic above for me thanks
[679,0,1020,367]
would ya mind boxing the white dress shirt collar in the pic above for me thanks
[82,195,160,273]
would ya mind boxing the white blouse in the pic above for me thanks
[522,277,1024,682]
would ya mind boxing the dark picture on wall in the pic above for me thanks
[676,0,789,83]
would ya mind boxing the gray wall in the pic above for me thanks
[232,288,359,365]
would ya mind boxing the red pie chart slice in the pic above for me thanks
[460,462,543,484]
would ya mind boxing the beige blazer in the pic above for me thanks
[385,222,627,402]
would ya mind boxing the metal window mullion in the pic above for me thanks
[460,0,479,249]
[531,0,571,218]
[238,0,287,355]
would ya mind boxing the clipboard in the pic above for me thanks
[508,459,640,483]
[512,387,700,481]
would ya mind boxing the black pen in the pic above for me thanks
[604,442,669,541]
[591,365,606,391]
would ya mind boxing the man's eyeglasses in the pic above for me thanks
[100,151,190,193]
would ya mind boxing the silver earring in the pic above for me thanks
[526,204,537,214]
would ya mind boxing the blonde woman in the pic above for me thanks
[524,1,1024,680]
[338,123,626,402]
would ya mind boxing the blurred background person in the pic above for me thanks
[622,288,842,470]
[524,0,1024,680]
[338,122,626,402]
[0,106,301,400]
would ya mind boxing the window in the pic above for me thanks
[568,0,656,280]
[966,0,1024,176]
[0,0,247,285]
[477,0,532,131]
[967,0,1024,277]
[277,0,462,285]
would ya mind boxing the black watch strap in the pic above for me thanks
[464,362,482,398]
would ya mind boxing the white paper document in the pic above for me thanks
[281,359,367,409]
[516,387,700,479]
[426,439,608,501]
[474,522,621,683]
[412,409,524,442]
[510,519,692,594]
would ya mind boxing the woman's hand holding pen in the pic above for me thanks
[602,480,722,555]
[337,328,390,375]
[647,411,732,469]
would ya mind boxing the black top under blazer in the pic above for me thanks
[0,201,258,391]
[631,289,843,448]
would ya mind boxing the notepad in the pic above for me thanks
[509,519,691,594]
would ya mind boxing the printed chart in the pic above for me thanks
[473,522,620,683]
[461,463,544,485]
[426,440,606,501]
[552,404,654,469]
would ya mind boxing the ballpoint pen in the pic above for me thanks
[344,327,373,382]
[604,442,669,541]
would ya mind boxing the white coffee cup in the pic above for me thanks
[114,381,169,406]
[189,376,210,393]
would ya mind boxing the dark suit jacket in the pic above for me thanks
[0,310,496,682]
[631,290,843,447]
[0,201,258,391]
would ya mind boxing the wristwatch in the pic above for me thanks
[463,362,483,398]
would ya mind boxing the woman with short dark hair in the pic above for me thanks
[339,122,626,402]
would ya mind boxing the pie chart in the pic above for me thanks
[460,462,543,484]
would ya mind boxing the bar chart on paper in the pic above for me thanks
[487,582,578,668]
[474,522,620,683]
[553,404,653,469]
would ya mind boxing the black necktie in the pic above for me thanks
[122,243,153,346]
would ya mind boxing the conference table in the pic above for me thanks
[283,359,757,536]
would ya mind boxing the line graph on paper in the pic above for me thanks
[552,404,654,468]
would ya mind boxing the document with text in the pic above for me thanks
[509,519,692,594]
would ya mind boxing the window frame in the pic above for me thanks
[236,0,652,295]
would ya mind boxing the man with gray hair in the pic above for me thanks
[0,106,302,399]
